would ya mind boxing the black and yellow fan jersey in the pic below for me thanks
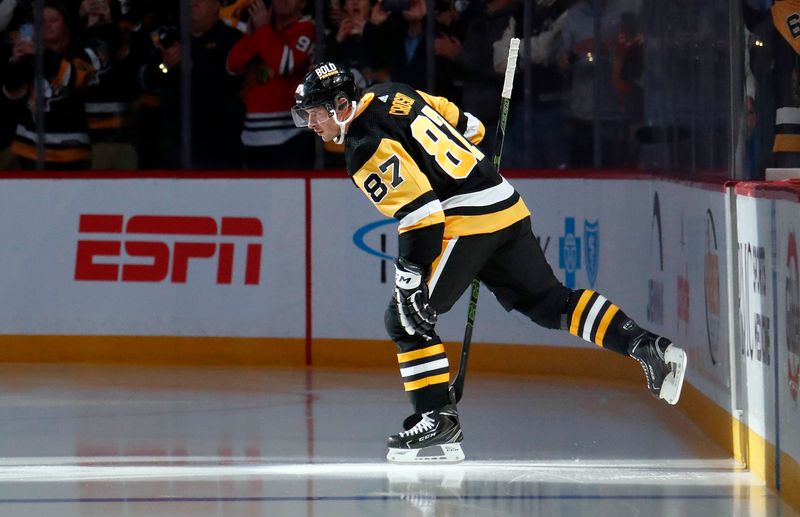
[344,82,530,267]
[772,0,800,156]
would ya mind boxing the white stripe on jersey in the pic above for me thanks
[61,61,73,88]
[85,102,130,114]
[83,48,101,79]
[441,178,514,210]
[398,199,443,232]
[16,124,90,145]
[776,107,800,125]
[280,46,290,75]
[428,236,458,295]
[463,112,481,140]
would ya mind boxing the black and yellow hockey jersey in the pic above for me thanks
[4,48,96,164]
[772,0,800,157]
[344,82,530,267]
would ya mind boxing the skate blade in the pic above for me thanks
[387,443,464,464]
[659,344,687,405]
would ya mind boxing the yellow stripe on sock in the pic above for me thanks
[569,290,594,336]
[593,304,619,346]
[403,373,450,391]
[397,344,445,364]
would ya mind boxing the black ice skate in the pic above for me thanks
[628,332,687,405]
[386,404,464,463]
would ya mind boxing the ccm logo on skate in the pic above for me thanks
[74,214,263,285]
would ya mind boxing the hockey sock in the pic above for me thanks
[397,342,452,413]
[563,289,643,355]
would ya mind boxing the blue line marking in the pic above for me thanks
[0,494,757,504]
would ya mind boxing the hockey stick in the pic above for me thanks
[401,38,521,431]
[450,37,520,404]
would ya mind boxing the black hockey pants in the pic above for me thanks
[385,216,641,414]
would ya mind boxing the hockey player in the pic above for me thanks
[292,62,687,464]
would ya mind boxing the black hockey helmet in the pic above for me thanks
[292,62,357,128]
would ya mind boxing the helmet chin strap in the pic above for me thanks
[332,101,357,145]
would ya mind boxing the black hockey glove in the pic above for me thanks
[393,257,438,337]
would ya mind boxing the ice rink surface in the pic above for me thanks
[0,363,795,517]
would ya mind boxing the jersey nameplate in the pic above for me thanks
[389,92,415,116]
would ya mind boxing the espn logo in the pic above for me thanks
[75,214,263,284]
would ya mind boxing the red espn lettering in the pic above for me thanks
[75,214,263,284]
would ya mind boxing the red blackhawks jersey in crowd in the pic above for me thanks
[226,16,315,147]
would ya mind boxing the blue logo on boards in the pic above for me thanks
[584,219,599,288]
[352,219,395,260]
[353,219,396,283]
[559,218,581,288]
[558,217,600,288]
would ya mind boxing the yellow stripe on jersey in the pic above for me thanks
[72,57,95,88]
[569,290,594,336]
[399,212,445,234]
[352,138,442,224]
[773,1,800,55]
[397,343,445,363]
[594,304,619,346]
[354,92,375,120]
[51,58,71,90]
[11,141,91,162]
[88,115,129,130]
[774,134,800,152]
[443,198,530,238]
[403,373,450,391]
[416,91,462,129]
[416,90,485,145]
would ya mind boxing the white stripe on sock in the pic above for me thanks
[400,358,449,377]
[582,295,608,341]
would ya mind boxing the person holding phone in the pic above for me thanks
[2,0,103,170]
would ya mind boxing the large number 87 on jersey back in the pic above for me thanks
[360,104,487,206]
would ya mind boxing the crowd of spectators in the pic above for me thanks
[0,0,650,171]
